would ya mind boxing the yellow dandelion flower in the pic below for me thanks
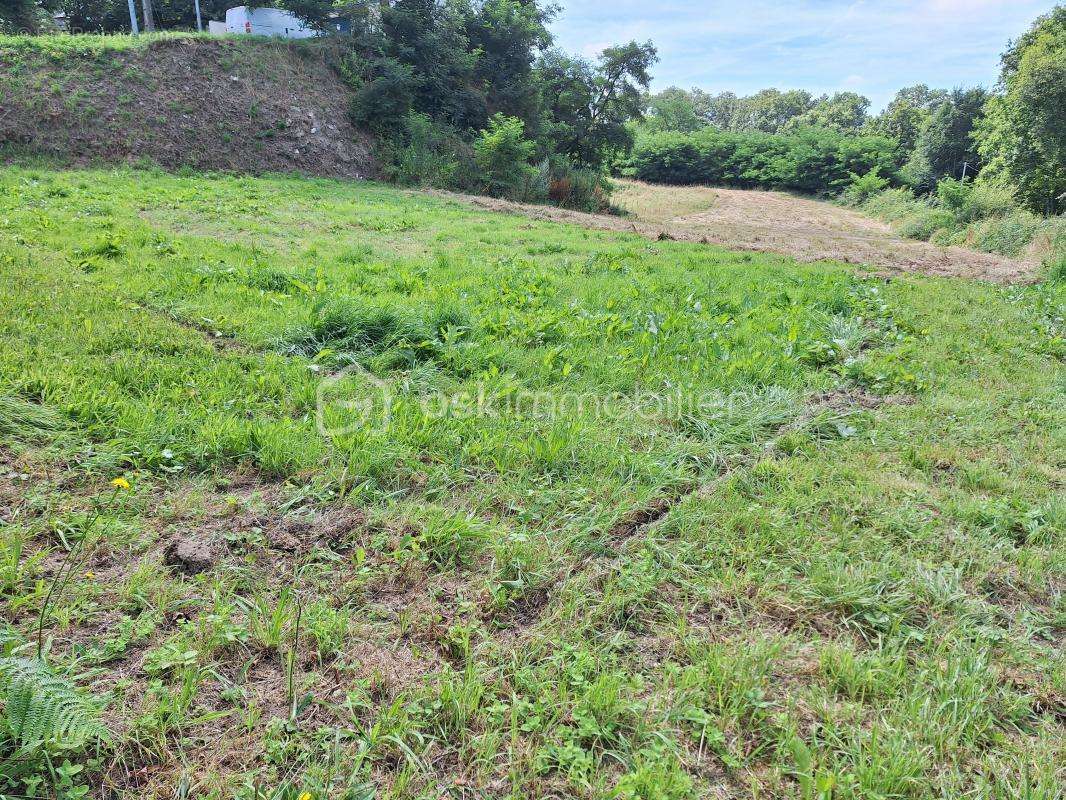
[297,792,313,800]
[84,571,95,579]
[110,477,131,490]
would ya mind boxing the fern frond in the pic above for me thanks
[0,657,108,748]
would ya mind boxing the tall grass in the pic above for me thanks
[853,180,1066,261]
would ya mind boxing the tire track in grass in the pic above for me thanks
[489,387,909,636]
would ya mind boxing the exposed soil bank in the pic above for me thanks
[0,36,373,179]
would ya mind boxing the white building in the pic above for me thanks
[222,6,316,38]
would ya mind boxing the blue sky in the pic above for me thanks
[548,0,1058,110]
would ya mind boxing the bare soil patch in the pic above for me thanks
[432,181,1038,283]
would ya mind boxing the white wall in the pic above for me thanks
[224,6,316,39]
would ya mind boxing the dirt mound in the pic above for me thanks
[432,181,1039,283]
[0,36,373,178]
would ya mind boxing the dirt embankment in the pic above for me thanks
[435,181,1039,283]
[0,36,373,178]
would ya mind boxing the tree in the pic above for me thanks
[379,0,484,130]
[864,84,949,159]
[139,0,153,30]
[703,91,745,131]
[743,88,817,133]
[59,0,230,32]
[466,0,553,138]
[786,91,870,133]
[974,6,1066,213]
[538,40,657,166]
[1,0,50,31]
[644,87,705,134]
[903,87,987,189]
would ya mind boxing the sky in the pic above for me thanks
[548,0,1058,110]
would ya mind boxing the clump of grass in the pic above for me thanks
[280,297,441,367]
[0,395,69,441]
[898,209,955,242]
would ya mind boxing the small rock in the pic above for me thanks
[164,536,216,574]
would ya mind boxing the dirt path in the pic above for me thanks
[431,181,1038,283]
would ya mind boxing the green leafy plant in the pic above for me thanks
[0,652,108,798]
[473,114,537,200]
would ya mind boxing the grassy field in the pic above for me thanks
[446,181,1038,283]
[0,164,1063,799]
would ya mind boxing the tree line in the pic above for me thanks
[634,6,1064,214]
[3,0,1061,215]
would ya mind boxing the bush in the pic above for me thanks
[473,114,536,199]
[861,187,920,222]
[842,168,889,205]
[960,181,1017,223]
[547,156,611,212]
[959,211,1041,256]
[629,126,897,195]
[935,177,971,215]
[860,183,1061,258]
[899,209,956,241]
[382,113,474,190]
[521,158,551,204]
[345,56,415,135]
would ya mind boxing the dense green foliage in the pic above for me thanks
[645,88,872,136]
[855,180,1066,260]
[472,112,537,198]
[638,6,1064,219]
[329,0,655,205]
[901,88,987,190]
[864,84,949,161]
[974,6,1066,214]
[0,0,45,32]
[638,84,988,193]
[627,126,897,195]
[537,41,658,167]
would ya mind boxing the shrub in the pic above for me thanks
[345,56,415,135]
[961,211,1041,256]
[521,158,551,204]
[861,187,920,222]
[899,209,956,241]
[960,181,1017,223]
[629,126,897,195]
[935,177,972,215]
[547,156,611,212]
[473,114,536,199]
[382,112,473,190]
[843,168,890,205]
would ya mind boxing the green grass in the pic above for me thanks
[0,31,247,57]
[0,164,1063,799]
